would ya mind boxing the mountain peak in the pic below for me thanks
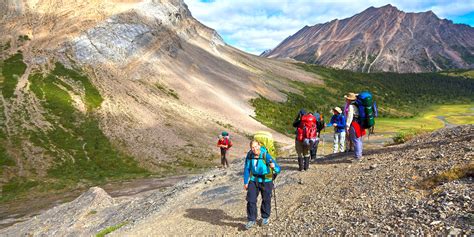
[264,4,474,73]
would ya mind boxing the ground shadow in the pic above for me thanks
[184,208,247,231]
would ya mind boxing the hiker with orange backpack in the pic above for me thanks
[243,140,281,229]
[217,132,232,168]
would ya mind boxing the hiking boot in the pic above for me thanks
[245,221,256,230]
[262,218,270,225]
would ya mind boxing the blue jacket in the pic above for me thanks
[243,147,281,184]
[329,114,346,133]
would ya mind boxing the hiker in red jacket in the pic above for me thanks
[217,134,231,168]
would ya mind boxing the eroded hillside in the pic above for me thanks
[0,0,318,201]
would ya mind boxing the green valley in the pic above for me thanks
[251,64,474,136]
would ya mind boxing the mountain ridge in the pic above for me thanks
[262,5,474,73]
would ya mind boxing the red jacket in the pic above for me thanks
[217,138,230,150]
[351,121,366,138]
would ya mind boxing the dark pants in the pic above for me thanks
[220,148,228,167]
[246,181,273,221]
[310,139,319,159]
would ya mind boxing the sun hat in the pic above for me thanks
[333,107,342,114]
[344,92,358,100]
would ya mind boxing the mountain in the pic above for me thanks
[0,0,317,201]
[263,4,474,73]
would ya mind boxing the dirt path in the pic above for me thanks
[113,125,472,235]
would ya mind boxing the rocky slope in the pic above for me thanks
[1,125,471,235]
[0,0,318,194]
[263,4,474,73]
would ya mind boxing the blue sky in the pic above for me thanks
[184,0,474,55]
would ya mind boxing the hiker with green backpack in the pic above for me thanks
[344,92,377,161]
[243,140,281,229]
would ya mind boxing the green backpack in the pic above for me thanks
[253,131,277,158]
[355,91,378,129]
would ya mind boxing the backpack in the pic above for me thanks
[355,91,378,129]
[225,137,233,148]
[253,131,276,158]
[297,114,317,141]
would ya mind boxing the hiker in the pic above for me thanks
[294,110,317,171]
[243,140,281,229]
[329,106,346,153]
[216,133,231,168]
[344,93,366,161]
[310,111,325,159]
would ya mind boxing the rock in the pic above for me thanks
[448,227,462,236]
[369,164,378,170]
[430,221,442,226]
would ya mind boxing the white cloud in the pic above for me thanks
[184,0,474,55]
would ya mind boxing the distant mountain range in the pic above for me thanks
[262,4,474,73]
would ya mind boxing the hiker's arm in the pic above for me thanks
[266,153,281,174]
[243,155,251,185]
[346,105,354,129]
[292,115,301,127]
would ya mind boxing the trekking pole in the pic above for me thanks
[322,135,325,156]
[273,181,278,220]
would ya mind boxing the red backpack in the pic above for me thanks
[297,114,317,141]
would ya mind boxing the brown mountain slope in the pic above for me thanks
[263,4,474,73]
[0,1,318,187]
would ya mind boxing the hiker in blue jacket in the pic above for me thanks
[329,106,346,153]
[243,140,281,229]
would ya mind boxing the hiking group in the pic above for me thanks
[215,91,376,229]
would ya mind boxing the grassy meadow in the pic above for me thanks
[251,64,474,138]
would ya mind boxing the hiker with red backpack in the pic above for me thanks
[243,140,281,229]
[217,132,232,168]
[293,109,318,171]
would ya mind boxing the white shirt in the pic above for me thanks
[346,104,359,128]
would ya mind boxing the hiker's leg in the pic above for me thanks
[304,156,310,170]
[303,143,310,170]
[333,132,339,153]
[346,132,353,152]
[246,181,258,221]
[312,138,319,159]
[295,140,304,171]
[309,139,315,159]
[260,182,273,219]
[349,127,362,159]
[220,149,226,167]
[223,150,229,168]
[339,131,346,153]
